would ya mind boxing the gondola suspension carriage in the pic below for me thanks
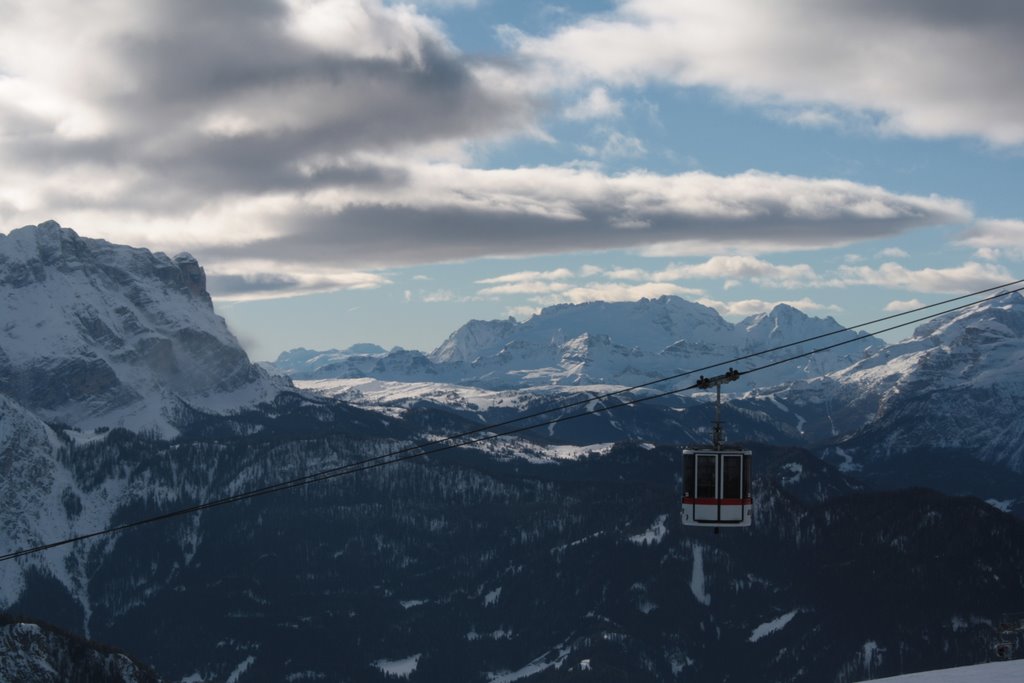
[992,612,1024,660]
[681,368,753,529]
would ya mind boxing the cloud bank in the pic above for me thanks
[508,0,1024,145]
[0,0,1002,302]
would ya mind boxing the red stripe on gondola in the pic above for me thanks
[681,497,753,505]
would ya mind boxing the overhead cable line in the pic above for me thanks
[1,281,1022,563]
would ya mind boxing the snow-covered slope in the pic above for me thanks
[276,296,881,390]
[0,221,287,436]
[0,618,161,683]
[0,393,76,608]
[864,659,1024,682]
[779,291,1024,471]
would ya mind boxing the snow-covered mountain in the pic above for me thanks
[271,344,390,376]
[760,291,1024,473]
[0,221,287,436]
[276,296,882,390]
[286,289,1024,516]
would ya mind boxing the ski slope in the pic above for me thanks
[865,659,1024,682]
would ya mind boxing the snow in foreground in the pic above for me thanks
[864,659,1024,682]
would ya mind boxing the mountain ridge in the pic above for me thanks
[0,221,288,437]
[274,295,882,390]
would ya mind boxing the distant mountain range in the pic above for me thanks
[276,287,1024,510]
[272,295,881,390]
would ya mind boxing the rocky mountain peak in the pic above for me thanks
[0,221,284,436]
[430,317,517,363]
[172,252,209,301]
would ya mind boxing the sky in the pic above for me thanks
[1,0,1023,360]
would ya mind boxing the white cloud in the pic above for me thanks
[283,0,455,66]
[508,0,1024,145]
[477,268,575,284]
[883,298,925,313]
[659,256,820,288]
[476,269,579,295]
[564,87,623,120]
[834,261,1013,293]
[698,297,840,317]
[8,158,967,301]
[536,282,704,306]
[78,161,959,284]
[602,256,821,289]
[971,245,1024,262]
[0,0,991,303]
[203,161,966,268]
[207,261,392,301]
[876,247,909,259]
[477,281,572,296]
[772,107,845,129]
[422,289,457,302]
[406,0,479,8]
[958,219,1024,251]
[0,0,534,258]
[598,131,646,158]
[505,305,542,321]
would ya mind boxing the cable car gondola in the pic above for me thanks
[681,368,753,529]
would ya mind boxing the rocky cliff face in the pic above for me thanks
[0,616,161,683]
[0,221,286,436]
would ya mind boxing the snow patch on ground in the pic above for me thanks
[986,499,1014,513]
[629,514,668,545]
[748,610,799,642]
[413,431,615,465]
[670,655,694,674]
[690,544,711,606]
[781,463,803,485]
[863,641,882,672]
[550,530,605,554]
[400,599,427,609]
[487,644,571,683]
[543,443,616,459]
[484,587,502,606]
[835,447,860,473]
[372,654,420,679]
[638,600,657,614]
[864,659,1024,682]
[226,656,256,683]
[768,393,789,413]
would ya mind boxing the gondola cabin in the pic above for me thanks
[681,367,752,528]
[681,447,752,527]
